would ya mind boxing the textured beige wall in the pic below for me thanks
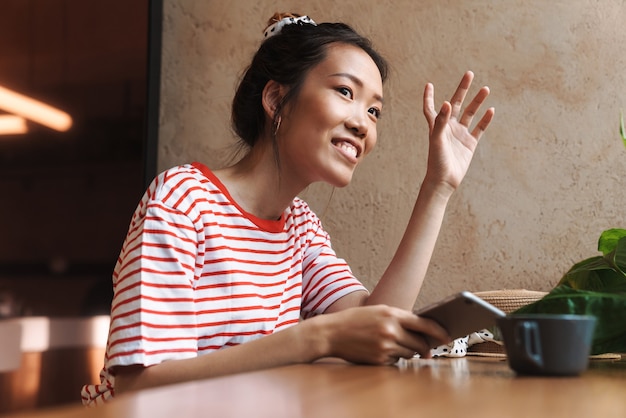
[159,0,626,308]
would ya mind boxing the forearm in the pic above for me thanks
[367,70,493,310]
[115,317,329,395]
[366,179,453,309]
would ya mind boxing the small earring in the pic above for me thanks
[273,116,282,137]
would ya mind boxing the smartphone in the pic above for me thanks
[413,291,506,348]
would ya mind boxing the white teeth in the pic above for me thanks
[338,141,358,158]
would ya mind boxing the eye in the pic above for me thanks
[368,107,382,119]
[337,86,353,99]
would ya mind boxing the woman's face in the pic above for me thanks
[279,43,383,188]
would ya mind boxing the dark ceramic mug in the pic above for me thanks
[496,314,597,376]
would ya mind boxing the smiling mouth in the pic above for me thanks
[332,139,360,159]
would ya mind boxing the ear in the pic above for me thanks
[261,80,286,120]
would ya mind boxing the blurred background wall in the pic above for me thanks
[159,0,626,308]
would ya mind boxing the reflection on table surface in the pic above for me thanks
[5,355,626,418]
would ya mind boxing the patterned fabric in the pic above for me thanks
[430,329,500,357]
[81,162,366,405]
[263,14,316,38]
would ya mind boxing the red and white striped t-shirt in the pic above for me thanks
[81,162,366,405]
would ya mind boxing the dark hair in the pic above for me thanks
[231,18,389,148]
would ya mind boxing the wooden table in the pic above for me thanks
[0,317,109,413]
[6,356,626,418]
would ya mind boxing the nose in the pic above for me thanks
[345,112,368,139]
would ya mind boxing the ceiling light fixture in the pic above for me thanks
[0,85,72,133]
[0,115,28,135]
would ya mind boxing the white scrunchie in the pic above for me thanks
[429,329,502,358]
[263,15,316,39]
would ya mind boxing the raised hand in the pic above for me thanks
[422,71,495,193]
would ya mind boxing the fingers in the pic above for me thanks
[424,71,494,138]
[397,329,433,360]
[449,70,474,120]
[458,85,489,127]
[471,106,495,141]
[370,307,437,361]
[390,308,451,359]
[431,101,451,139]
[422,82,436,131]
[401,313,451,348]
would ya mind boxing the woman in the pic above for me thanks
[82,12,494,405]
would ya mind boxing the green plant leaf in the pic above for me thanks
[558,255,626,292]
[560,267,626,294]
[612,236,626,273]
[514,285,626,355]
[598,228,626,255]
[559,229,626,292]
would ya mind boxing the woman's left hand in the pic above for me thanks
[422,71,495,194]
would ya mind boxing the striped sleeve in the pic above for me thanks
[106,179,202,369]
[296,202,368,318]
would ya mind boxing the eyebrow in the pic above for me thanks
[329,72,384,104]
